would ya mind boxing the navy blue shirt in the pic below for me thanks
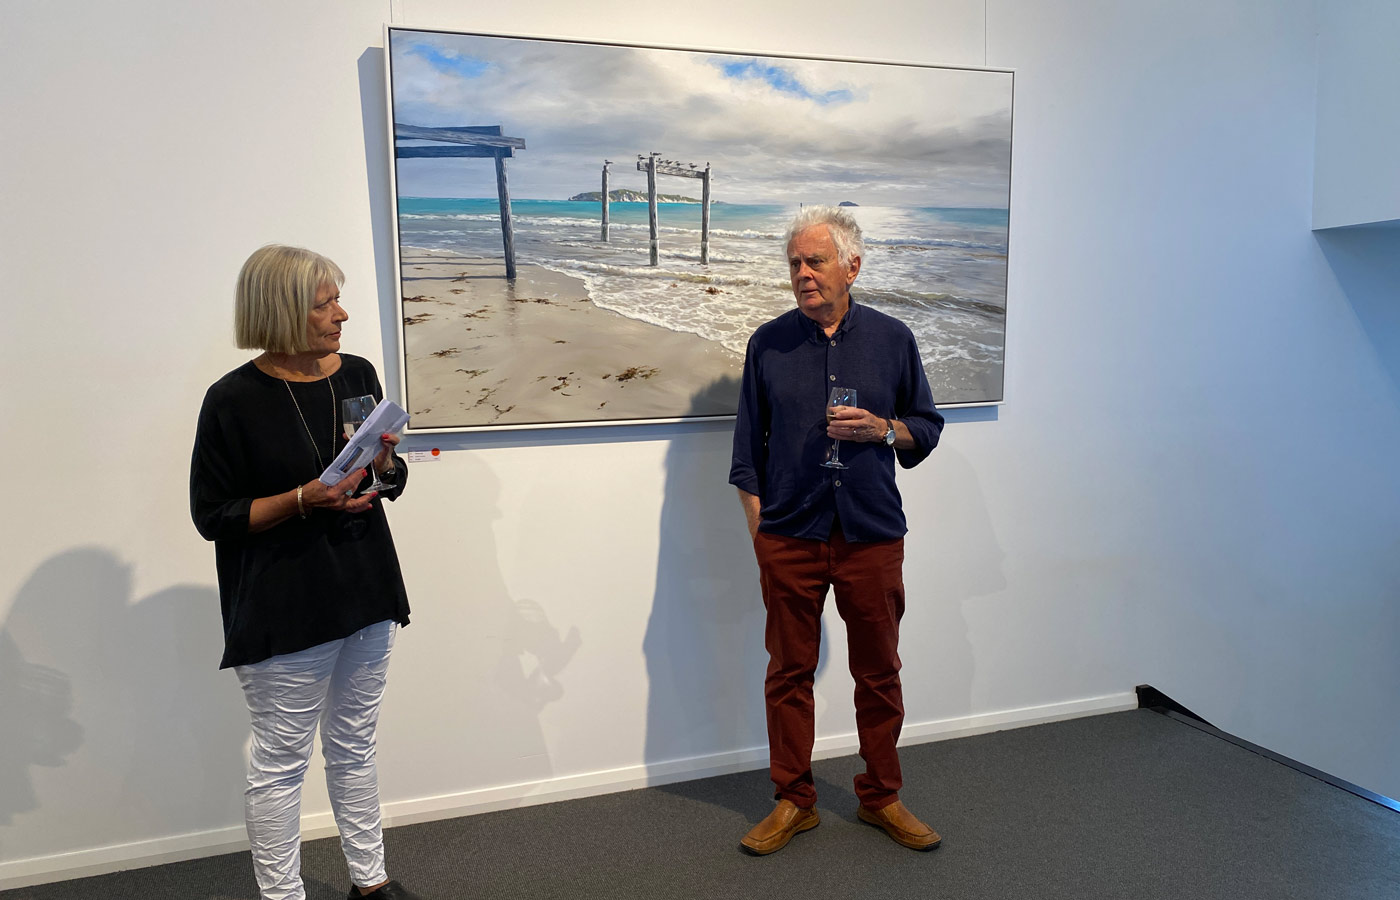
[729,299,944,542]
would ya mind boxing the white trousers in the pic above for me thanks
[235,620,397,900]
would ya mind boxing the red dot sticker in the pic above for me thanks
[431,448,440,456]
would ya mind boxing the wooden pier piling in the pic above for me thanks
[601,161,611,242]
[394,124,526,280]
[700,165,711,265]
[645,155,659,265]
[634,153,712,267]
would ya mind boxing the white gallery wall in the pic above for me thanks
[1313,0,1400,228]
[3,0,1398,887]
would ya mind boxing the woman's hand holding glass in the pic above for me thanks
[371,431,401,475]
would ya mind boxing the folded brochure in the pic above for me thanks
[319,399,411,487]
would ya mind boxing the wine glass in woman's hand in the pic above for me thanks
[341,395,390,495]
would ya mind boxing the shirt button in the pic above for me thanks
[835,480,842,487]
[829,374,836,381]
[829,340,836,347]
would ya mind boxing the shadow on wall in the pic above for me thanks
[0,633,82,833]
[888,446,991,732]
[0,548,247,860]
[406,453,579,792]
[642,377,769,800]
[356,46,403,401]
[1315,225,1400,393]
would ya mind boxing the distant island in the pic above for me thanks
[838,201,859,207]
[569,190,700,203]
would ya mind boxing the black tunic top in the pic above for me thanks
[190,354,411,668]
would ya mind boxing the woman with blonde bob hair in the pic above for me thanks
[191,245,422,900]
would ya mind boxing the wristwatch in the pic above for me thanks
[883,418,896,446]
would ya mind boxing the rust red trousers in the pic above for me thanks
[754,526,906,810]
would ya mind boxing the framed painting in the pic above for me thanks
[384,27,1013,432]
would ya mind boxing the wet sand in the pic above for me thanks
[398,247,743,429]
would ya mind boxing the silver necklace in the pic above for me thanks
[283,374,336,471]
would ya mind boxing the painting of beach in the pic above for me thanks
[386,29,1013,431]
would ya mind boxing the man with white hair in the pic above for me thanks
[730,206,945,855]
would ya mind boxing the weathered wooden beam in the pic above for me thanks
[635,159,705,178]
[496,155,516,280]
[396,145,514,159]
[425,125,502,135]
[395,124,526,149]
[653,165,705,178]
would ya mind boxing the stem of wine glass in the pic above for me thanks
[367,439,389,492]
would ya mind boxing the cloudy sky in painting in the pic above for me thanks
[389,31,1013,208]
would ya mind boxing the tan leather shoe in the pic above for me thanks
[739,799,820,855]
[857,799,942,850]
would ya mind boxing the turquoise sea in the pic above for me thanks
[398,198,1009,403]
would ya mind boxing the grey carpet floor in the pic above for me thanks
[5,710,1398,899]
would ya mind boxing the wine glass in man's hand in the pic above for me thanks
[822,386,856,469]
